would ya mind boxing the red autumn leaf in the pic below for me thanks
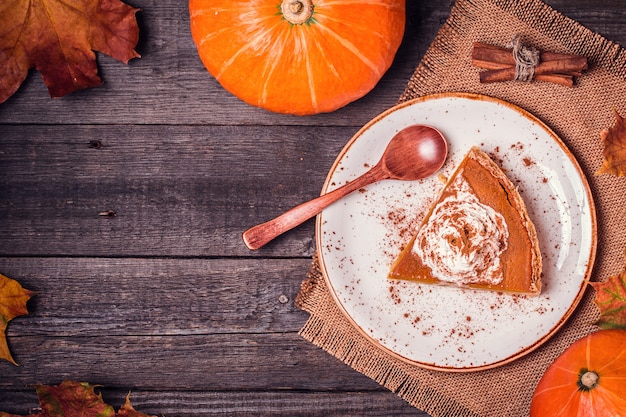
[596,110,626,176]
[36,381,116,417]
[590,249,626,329]
[0,381,155,417]
[0,273,33,365]
[0,0,140,104]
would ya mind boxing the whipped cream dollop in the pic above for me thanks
[412,171,509,285]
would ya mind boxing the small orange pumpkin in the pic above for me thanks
[530,329,626,417]
[188,0,405,115]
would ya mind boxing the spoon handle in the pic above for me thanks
[243,166,386,250]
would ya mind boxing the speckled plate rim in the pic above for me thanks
[315,92,597,372]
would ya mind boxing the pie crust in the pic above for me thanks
[388,146,542,295]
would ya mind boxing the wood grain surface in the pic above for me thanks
[1,1,625,415]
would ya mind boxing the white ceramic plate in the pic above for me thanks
[316,92,597,372]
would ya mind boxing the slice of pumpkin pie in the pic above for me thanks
[388,146,542,295]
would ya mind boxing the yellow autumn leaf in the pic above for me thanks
[0,273,33,365]
[590,249,626,329]
[596,109,626,176]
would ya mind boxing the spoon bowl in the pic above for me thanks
[381,125,448,180]
[243,124,448,250]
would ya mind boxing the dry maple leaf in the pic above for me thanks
[590,249,626,329]
[0,0,140,104]
[596,109,626,176]
[0,381,155,417]
[0,273,33,366]
[36,381,116,417]
[118,393,156,417]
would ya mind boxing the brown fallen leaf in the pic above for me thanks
[596,110,626,176]
[0,0,140,104]
[590,249,626,329]
[118,393,157,417]
[0,381,156,417]
[0,273,33,365]
[36,381,116,417]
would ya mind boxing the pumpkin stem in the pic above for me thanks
[579,370,599,391]
[281,0,314,25]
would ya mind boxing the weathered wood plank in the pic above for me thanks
[1,333,384,391]
[548,0,626,36]
[0,389,429,417]
[0,257,428,408]
[0,125,359,257]
[0,256,430,413]
[0,257,312,335]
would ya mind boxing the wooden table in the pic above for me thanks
[1,1,625,415]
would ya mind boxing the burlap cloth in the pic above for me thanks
[295,0,626,416]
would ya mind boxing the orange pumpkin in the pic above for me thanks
[530,329,626,417]
[188,0,405,115]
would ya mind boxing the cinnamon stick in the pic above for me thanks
[473,58,585,76]
[472,42,587,68]
[471,41,588,86]
[479,57,586,80]
[481,71,573,87]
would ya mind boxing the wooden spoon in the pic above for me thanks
[242,125,448,250]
